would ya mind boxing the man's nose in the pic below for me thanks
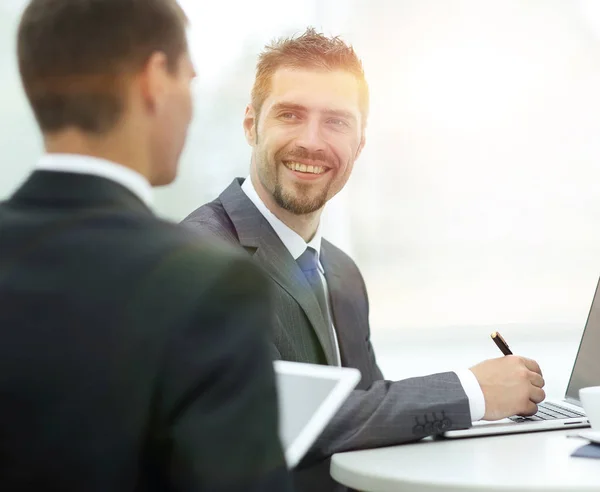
[294,119,326,154]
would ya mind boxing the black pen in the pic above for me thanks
[491,331,513,355]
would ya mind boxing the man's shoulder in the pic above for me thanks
[322,238,361,272]
[65,207,246,284]
[181,196,228,225]
[180,196,240,245]
[124,216,262,309]
[149,216,243,269]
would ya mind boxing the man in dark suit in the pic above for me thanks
[0,1,292,491]
[182,28,546,491]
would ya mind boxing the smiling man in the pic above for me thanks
[247,66,365,221]
[182,28,545,492]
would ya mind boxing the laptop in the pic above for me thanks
[443,276,600,439]
[273,360,360,467]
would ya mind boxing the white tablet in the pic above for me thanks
[273,360,360,468]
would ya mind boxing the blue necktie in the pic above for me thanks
[297,247,338,363]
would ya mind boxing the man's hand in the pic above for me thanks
[469,355,545,421]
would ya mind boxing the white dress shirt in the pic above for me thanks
[36,153,153,207]
[241,176,486,422]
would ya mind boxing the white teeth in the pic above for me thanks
[285,161,326,175]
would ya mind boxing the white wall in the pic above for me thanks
[3,0,600,341]
[347,0,600,335]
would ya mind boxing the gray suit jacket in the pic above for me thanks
[182,178,473,492]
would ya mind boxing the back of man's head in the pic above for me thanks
[18,0,188,134]
[17,0,194,186]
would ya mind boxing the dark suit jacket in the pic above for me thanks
[0,171,292,492]
[182,178,474,492]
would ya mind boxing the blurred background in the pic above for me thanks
[2,0,600,391]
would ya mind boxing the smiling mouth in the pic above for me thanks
[283,161,329,175]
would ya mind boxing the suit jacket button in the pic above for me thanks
[412,424,424,435]
[441,418,452,430]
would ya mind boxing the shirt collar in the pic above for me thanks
[241,176,323,264]
[36,153,153,208]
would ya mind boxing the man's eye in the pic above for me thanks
[329,118,348,127]
[280,112,298,120]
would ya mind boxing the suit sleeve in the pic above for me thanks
[155,253,293,491]
[300,373,472,464]
[358,269,384,382]
[299,259,472,464]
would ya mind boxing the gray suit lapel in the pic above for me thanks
[320,241,362,368]
[219,179,338,365]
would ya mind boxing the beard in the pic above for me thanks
[257,145,337,215]
[272,179,330,215]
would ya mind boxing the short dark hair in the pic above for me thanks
[251,27,369,125]
[17,0,188,134]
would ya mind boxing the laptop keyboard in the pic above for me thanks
[509,401,585,422]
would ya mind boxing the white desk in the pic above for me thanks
[331,429,600,491]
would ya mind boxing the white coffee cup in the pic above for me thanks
[579,386,600,431]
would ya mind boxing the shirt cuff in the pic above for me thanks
[454,369,486,422]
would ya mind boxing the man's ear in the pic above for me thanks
[139,52,171,113]
[243,104,258,146]
[355,131,366,160]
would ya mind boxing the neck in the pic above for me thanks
[44,127,149,181]
[250,173,322,242]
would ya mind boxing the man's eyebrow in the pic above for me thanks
[270,102,308,113]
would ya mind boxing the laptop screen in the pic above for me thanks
[566,277,600,403]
